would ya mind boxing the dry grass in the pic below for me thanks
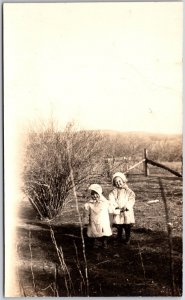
[15,170,183,297]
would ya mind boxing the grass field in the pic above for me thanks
[15,171,182,296]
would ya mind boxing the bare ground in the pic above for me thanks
[16,174,182,297]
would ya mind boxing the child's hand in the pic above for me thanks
[120,207,129,212]
[114,207,121,215]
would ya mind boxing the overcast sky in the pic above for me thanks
[4,2,182,135]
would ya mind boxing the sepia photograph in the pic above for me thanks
[3,2,183,297]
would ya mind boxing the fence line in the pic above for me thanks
[124,159,145,174]
[106,149,182,178]
[146,159,182,178]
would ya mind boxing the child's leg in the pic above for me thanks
[87,237,95,249]
[117,225,123,240]
[124,224,131,244]
[101,236,108,248]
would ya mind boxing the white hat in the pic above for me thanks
[112,172,127,183]
[88,184,102,195]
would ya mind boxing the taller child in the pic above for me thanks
[108,172,135,244]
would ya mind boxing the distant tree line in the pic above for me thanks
[101,131,182,162]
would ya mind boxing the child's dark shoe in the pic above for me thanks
[103,243,108,249]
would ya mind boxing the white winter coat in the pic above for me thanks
[108,185,135,224]
[84,196,112,238]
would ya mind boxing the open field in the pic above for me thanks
[16,172,182,297]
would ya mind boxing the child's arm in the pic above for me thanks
[123,188,135,211]
[83,203,90,225]
[108,192,120,214]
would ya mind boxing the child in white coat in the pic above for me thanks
[108,172,135,244]
[83,184,112,248]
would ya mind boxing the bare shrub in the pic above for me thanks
[22,121,105,219]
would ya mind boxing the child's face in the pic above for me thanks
[91,191,100,201]
[114,176,126,189]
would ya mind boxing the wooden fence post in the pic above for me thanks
[144,149,149,176]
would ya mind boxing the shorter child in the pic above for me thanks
[83,184,112,248]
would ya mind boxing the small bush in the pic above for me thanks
[22,121,105,219]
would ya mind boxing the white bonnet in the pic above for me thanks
[112,172,127,184]
[88,184,102,195]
